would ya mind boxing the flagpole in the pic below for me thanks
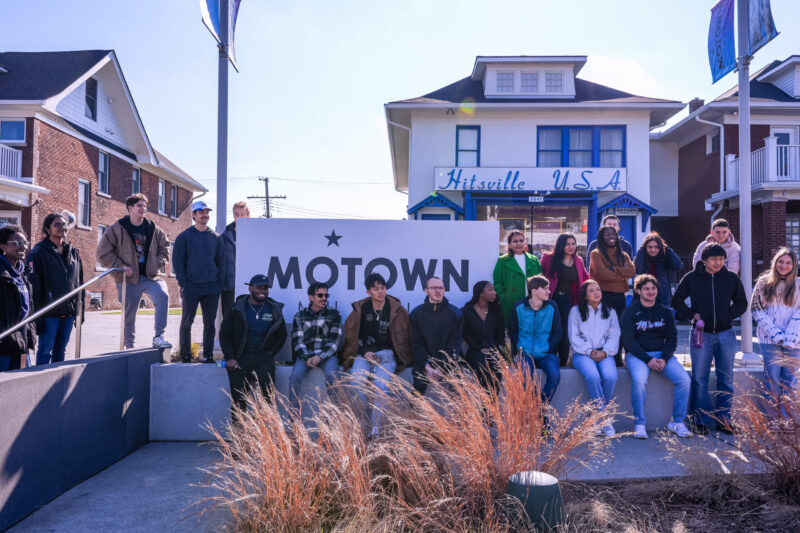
[736,0,754,356]
[216,0,229,234]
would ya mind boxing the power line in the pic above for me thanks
[246,177,286,218]
[197,175,389,186]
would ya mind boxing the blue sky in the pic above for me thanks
[3,0,799,226]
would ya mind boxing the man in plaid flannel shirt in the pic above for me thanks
[289,282,343,410]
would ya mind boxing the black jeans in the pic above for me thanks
[601,291,627,366]
[227,353,275,421]
[179,287,220,359]
[553,291,572,367]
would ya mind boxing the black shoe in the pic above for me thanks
[180,356,192,364]
[717,424,736,436]
[202,356,215,364]
[693,424,709,436]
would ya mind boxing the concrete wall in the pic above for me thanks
[0,349,162,531]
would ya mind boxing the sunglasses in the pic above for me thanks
[6,240,28,248]
[315,293,329,298]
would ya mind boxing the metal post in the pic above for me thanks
[75,295,84,359]
[119,274,127,351]
[215,0,229,234]
[737,0,754,356]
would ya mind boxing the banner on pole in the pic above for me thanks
[237,219,500,324]
[199,0,242,71]
[748,0,778,55]
[708,0,736,83]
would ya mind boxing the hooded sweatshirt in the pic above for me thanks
[692,233,741,274]
[620,300,678,363]
[671,262,747,333]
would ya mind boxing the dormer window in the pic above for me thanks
[545,72,563,93]
[521,72,538,92]
[497,72,514,92]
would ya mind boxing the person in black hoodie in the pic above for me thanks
[622,274,691,440]
[672,243,747,435]
[26,213,84,365]
[220,201,250,317]
[461,280,505,391]
[0,225,34,371]
[219,274,287,418]
[409,276,464,394]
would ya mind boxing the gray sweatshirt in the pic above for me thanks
[172,226,224,292]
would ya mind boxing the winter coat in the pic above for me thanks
[493,252,543,322]
[589,248,635,294]
[96,217,169,284]
[219,294,287,363]
[620,300,678,363]
[671,262,748,333]
[540,253,590,306]
[508,298,561,358]
[568,305,620,357]
[692,233,741,274]
[409,296,463,393]
[25,239,84,318]
[0,256,36,357]
[634,247,683,305]
[342,295,412,370]
[461,302,505,367]
[750,277,800,349]
[220,221,236,291]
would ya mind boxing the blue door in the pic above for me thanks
[618,216,636,252]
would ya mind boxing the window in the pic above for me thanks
[78,180,90,226]
[98,151,109,194]
[96,225,108,269]
[545,72,563,92]
[170,185,177,217]
[537,126,626,167]
[0,120,25,143]
[132,168,141,194]
[787,215,800,255]
[85,78,98,120]
[497,72,514,92]
[521,72,538,92]
[456,126,480,167]
[158,179,166,213]
[710,134,720,153]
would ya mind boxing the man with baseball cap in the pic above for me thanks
[219,274,287,418]
[172,200,224,363]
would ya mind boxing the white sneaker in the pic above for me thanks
[633,424,648,439]
[667,421,691,438]
[152,336,172,349]
[602,424,616,437]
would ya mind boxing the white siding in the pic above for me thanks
[770,67,797,98]
[649,141,679,217]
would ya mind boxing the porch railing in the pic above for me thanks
[725,137,800,191]
[0,143,22,179]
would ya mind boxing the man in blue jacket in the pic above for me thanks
[173,201,224,363]
[508,274,562,402]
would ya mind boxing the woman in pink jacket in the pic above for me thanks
[540,232,589,366]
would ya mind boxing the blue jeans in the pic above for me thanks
[760,343,800,419]
[350,349,397,431]
[626,351,690,426]
[289,355,339,410]
[518,353,560,402]
[572,353,618,408]
[117,276,169,348]
[36,316,75,365]
[689,328,736,426]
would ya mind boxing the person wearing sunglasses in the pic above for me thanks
[25,213,84,366]
[289,282,343,411]
[0,225,35,371]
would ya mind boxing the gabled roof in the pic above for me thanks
[712,59,799,104]
[0,50,111,101]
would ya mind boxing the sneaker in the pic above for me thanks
[152,336,172,349]
[180,356,192,364]
[693,423,710,436]
[602,424,616,437]
[668,421,691,438]
[633,424,648,439]
[202,356,215,364]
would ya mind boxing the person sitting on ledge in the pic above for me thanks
[622,274,691,439]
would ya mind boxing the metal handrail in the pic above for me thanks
[0,267,126,359]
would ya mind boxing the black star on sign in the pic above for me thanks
[324,230,342,247]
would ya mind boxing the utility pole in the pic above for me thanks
[247,176,286,218]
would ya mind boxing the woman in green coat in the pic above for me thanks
[493,229,543,322]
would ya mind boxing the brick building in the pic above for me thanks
[650,55,800,276]
[0,50,206,309]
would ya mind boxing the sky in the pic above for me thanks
[3,0,799,227]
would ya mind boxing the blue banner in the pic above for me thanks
[199,0,242,71]
[748,0,779,55]
[708,0,736,83]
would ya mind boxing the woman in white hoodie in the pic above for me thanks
[751,247,800,418]
[568,279,620,436]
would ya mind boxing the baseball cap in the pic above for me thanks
[246,274,271,287]
[192,200,212,212]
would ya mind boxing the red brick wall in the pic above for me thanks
[718,202,787,279]
[723,124,771,156]
[23,119,195,309]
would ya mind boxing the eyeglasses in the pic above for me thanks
[6,240,28,248]
[315,293,329,298]
[427,286,445,291]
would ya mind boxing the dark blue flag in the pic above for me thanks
[708,0,736,83]
[748,0,779,55]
